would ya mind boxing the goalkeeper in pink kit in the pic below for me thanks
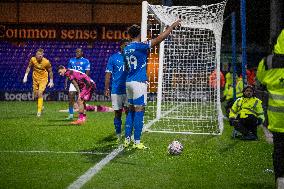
[58,65,96,124]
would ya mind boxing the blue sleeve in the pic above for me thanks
[105,56,113,73]
[138,41,151,50]
[67,59,72,69]
[85,59,90,70]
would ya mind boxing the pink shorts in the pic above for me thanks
[79,83,95,101]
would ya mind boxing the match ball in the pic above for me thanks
[168,140,183,155]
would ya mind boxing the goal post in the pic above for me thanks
[142,1,227,135]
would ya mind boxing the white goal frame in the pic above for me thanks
[142,1,227,135]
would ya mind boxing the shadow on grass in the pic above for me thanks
[98,133,117,143]
[218,140,238,154]
[81,143,121,163]
[81,135,137,164]
[39,122,78,127]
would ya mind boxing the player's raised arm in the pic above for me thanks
[150,19,181,47]
[23,60,33,83]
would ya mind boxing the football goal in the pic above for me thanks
[143,0,227,135]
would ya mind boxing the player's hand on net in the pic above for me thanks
[171,19,182,28]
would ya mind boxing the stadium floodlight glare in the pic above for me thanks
[142,1,227,135]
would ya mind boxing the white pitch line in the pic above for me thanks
[0,150,108,155]
[67,145,124,189]
[66,106,173,189]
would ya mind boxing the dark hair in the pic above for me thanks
[120,38,129,45]
[57,65,65,71]
[243,85,255,96]
[127,24,141,38]
[76,48,83,53]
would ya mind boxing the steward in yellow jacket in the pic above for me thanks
[256,29,284,183]
[224,75,244,116]
[229,85,264,140]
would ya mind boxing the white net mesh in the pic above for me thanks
[144,1,226,134]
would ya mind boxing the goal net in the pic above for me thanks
[142,1,227,134]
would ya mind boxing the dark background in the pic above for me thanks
[173,0,283,69]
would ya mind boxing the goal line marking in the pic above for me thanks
[0,150,109,155]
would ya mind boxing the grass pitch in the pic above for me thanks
[0,101,275,189]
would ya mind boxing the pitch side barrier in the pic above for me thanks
[0,91,110,102]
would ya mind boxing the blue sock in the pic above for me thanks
[134,111,144,141]
[114,117,122,135]
[69,106,74,115]
[125,111,134,138]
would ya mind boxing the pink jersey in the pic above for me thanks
[65,69,95,90]
[65,69,95,101]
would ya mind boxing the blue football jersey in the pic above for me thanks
[67,57,90,73]
[123,41,151,82]
[105,52,127,95]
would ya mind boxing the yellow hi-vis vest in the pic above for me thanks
[256,29,284,133]
[224,76,243,100]
[229,97,264,121]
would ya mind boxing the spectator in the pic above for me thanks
[208,69,225,89]
[247,68,256,86]
[224,74,243,117]
[256,29,284,187]
[229,85,264,140]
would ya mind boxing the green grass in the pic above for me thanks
[0,101,275,189]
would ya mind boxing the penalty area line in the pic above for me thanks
[67,145,124,189]
[0,150,109,155]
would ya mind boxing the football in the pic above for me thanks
[168,140,183,155]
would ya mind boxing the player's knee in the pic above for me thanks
[128,105,135,112]
[114,110,122,118]
[69,92,76,99]
[78,98,84,104]
[38,92,43,97]
[135,106,144,112]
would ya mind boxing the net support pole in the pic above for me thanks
[240,0,247,86]
[141,1,148,41]
[231,12,237,101]
[213,26,224,134]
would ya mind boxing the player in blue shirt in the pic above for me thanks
[104,39,129,143]
[66,48,91,120]
[123,20,181,149]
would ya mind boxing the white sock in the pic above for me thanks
[125,136,131,143]
[135,140,140,145]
